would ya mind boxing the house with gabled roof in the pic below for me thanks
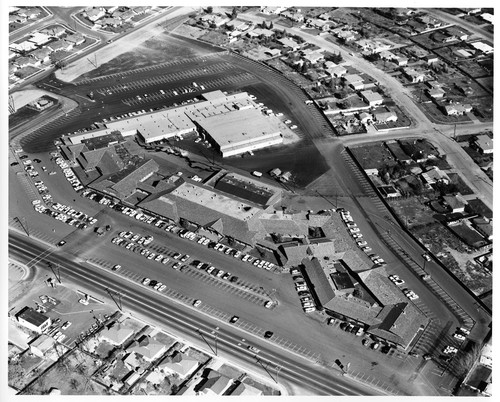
[157,351,199,379]
[196,369,232,395]
[344,74,364,90]
[442,194,468,213]
[99,322,135,346]
[127,334,166,362]
[473,134,493,154]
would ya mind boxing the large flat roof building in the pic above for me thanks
[61,91,283,157]
[196,107,283,157]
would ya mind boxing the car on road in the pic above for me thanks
[112,264,121,271]
[423,253,431,261]
[247,345,260,354]
[193,299,202,307]
[229,316,239,323]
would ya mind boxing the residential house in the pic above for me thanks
[157,351,199,379]
[358,112,373,124]
[473,134,493,154]
[14,56,40,68]
[226,20,249,31]
[127,335,166,362]
[132,6,150,15]
[17,7,41,19]
[199,14,230,27]
[10,14,27,23]
[403,67,425,83]
[260,6,288,14]
[444,26,470,41]
[400,140,438,163]
[393,56,409,66]
[196,370,232,395]
[374,110,397,123]
[29,334,58,359]
[337,30,357,42]
[41,26,67,38]
[344,74,364,90]
[247,28,274,38]
[423,54,439,64]
[329,65,347,78]
[47,40,73,53]
[277,37,300,51]
[454,48,474,58]
[28,32,52,46]
[302,49,324,64]
[119,10,136,22]
[361,90,383,107]
[10,40,38,53]
[470,41,493,55]
[99,323,135,346]
[15,306,51,334]
[442,194,467,213]
[471,217,493,241]
[443,103,473,116]
[427,87,446,99]
[65,33,85,46]
[421,166,450,185]
[100,17,123,27]
[280,10,305,22]
[29,48,52,63]
[231,382,263,396]
[86,7,106,22]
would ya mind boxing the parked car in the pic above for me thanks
[229,316,239,323]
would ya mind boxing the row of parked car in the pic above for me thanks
[338,208,387,266]
[32,200,95,232]
[290,268,316,313]
[55,157,84,192]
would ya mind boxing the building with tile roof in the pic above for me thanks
[99,323,135,346]
[196,370,232,395]
[231,382,263,396]
[157,351,199,379]
[127,335,166,362]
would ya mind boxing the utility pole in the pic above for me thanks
[254,355,278,383]
[47,262,62,284]
[105,288,123,311]
[13,216,29,237]
[196,329,217,356]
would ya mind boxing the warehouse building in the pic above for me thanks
[61,91,283,156]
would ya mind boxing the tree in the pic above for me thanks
[206,6,213,14]
[231,7,238,19]
[269,21,273,29]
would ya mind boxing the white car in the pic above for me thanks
[423,253,431,262]
[404,289,419,300]
[443,346,458,354]
[453,332,466,341]
[389,275,405,286]
[193,299,202,307]
[264,301,273,309]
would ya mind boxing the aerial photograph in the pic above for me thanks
[7,4,493,397]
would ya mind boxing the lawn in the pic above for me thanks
[21,349,104,395]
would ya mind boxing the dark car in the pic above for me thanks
[10,162,19,166]
[264,331,274,339]
[229,316,239,324]
[33,158,42,163]
[57,240,66,247]
[19,155,28,159]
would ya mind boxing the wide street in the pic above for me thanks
[9,231,379,396]
[9,6,492,397]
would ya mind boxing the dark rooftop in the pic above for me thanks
[82,131,124,151]
[16,306,50,326]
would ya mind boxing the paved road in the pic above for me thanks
[9,231,380,396]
